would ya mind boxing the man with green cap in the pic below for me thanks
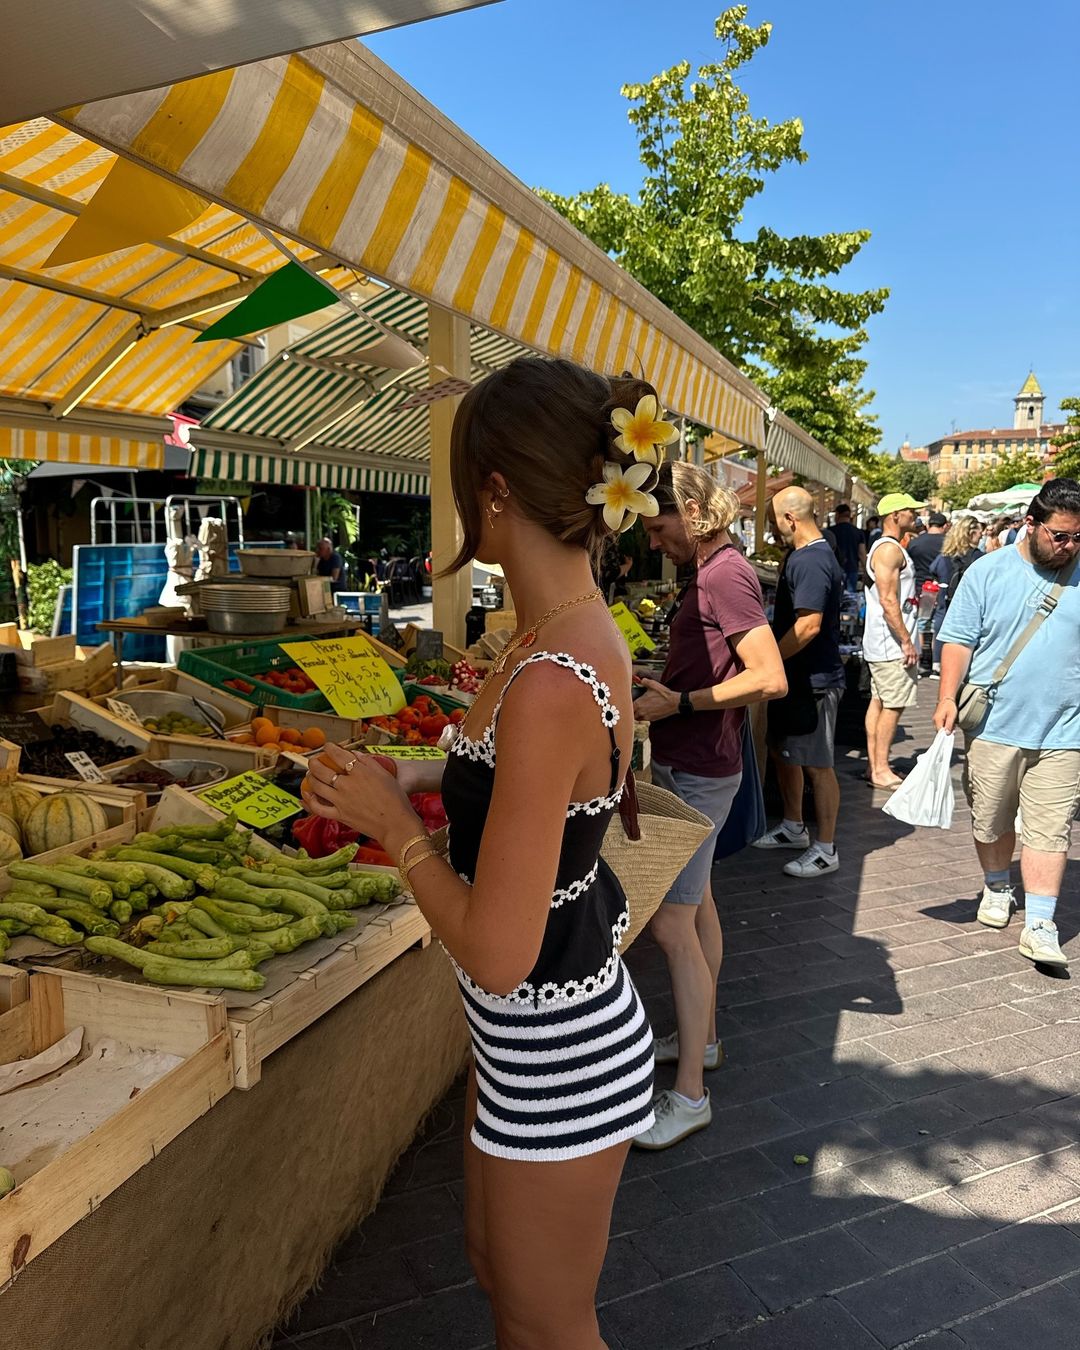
[863,492,926,788]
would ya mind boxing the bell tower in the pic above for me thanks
[1014,370,1045,430]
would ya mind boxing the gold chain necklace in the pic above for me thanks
[484,587,604,685]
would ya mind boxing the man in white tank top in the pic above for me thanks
[863,493,926,788]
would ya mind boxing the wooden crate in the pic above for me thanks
[228,896,430,1089]
[0,966,231,1280]
[0,740,19,785]
[0,629,76,667]
[40,690,153,755]
[0,782,227,884]
[13,777,146,833]
[11,643,115,697]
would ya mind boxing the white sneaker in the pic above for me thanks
[633,1088,712,1150]
[653,1031,723,1070]
[783,844,840,878]
[1019,919,1069,967]
[977,884,1016,929]
[752,823,810,850]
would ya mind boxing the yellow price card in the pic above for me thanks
[200,771,302,827]
[609,602,656,657]
[364,744,447,760]
[280,636,407,719]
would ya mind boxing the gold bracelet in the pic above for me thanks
[397,832,430,876]
[401,847,438,884]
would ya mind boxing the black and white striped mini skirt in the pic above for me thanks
[460,958,656,1162]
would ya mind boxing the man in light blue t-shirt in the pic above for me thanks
[936,479,1080,968]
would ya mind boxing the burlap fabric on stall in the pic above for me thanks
[0,942,470,1350]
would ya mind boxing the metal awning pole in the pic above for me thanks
[427,303,471,647]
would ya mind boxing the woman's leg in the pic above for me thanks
[483,1141,630,1350]
[649,901,710,1100]
[465,1063,508,1344]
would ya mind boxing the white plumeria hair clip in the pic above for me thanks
[585,391,675,533]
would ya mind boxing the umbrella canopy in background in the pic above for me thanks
[965,482,1043,512]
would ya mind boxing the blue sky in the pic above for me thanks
[367,0,1080,454]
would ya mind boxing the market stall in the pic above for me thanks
[0,27,867,1350]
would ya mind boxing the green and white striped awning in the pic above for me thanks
[191,447,429,495]
[197,286,523,468]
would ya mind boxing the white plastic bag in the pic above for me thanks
[882,730,956,829]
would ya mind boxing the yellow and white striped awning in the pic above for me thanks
[57,42,769,450]
[0,116,363,463]
[765,411,849,493]
[0,413,171,468]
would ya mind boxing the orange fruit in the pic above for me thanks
[255,725,280,746]
[278,727,303,744]
[301,727,326,749]
[231,733,256,745]
[251,716,272,735]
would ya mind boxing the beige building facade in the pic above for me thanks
[927,372,1061,484]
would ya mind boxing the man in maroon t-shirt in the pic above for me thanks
[632,462,787,1150]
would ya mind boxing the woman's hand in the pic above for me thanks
[633,678,679,722]
[302,744,419,851]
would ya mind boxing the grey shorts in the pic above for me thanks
[770,687,842,768]
[651,762,741,905]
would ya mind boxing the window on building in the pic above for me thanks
[229,342,265,390]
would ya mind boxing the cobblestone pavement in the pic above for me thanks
[275,693,1080,1349]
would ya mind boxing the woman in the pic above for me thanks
[302,357,663,1350]
[930,515,982,668]
[984,517,1011,553]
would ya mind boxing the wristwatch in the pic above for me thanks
[678,691,695,717]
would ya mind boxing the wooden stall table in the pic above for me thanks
[96,616,371,688]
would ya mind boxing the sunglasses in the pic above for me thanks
[1038,522,1080,545]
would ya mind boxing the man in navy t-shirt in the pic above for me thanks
[824,502,865,591]
[754,487,847,877]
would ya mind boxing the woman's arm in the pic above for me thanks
[304,666,595,995]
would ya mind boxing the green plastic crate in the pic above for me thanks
[396,671,470,716]
[178,638,331,711]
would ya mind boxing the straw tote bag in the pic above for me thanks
[602,769,715,950]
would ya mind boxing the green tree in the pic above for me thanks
[0,459,35,624]
[538,6,889,472]
[939,452,1045,507]
[1051,398,1080,479]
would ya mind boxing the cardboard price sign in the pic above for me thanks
[64,751,106,782]
[200,771,302,827]
[364,744,446,760]
[280,636,407,719]
[106,698,142,724]
[609,602,656,657]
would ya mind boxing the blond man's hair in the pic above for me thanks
[653,461,739,540]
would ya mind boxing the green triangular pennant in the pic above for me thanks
[195,262,338,342]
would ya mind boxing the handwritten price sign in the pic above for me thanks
[281,636,407,719]
[364,744,447,760]
[200,771,302,827]
[609,602,656,657]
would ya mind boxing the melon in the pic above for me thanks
[0,783,44,830]
[22,793,109,858]
[0,833,21,864]
[0,813,19,846]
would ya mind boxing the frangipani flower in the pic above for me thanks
[586,462,660,533]
[611,394,679,465]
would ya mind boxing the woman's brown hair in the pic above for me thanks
[444,357,659,574]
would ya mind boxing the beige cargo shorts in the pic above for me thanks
[963,737,1080,853]
[868,658,918,709]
